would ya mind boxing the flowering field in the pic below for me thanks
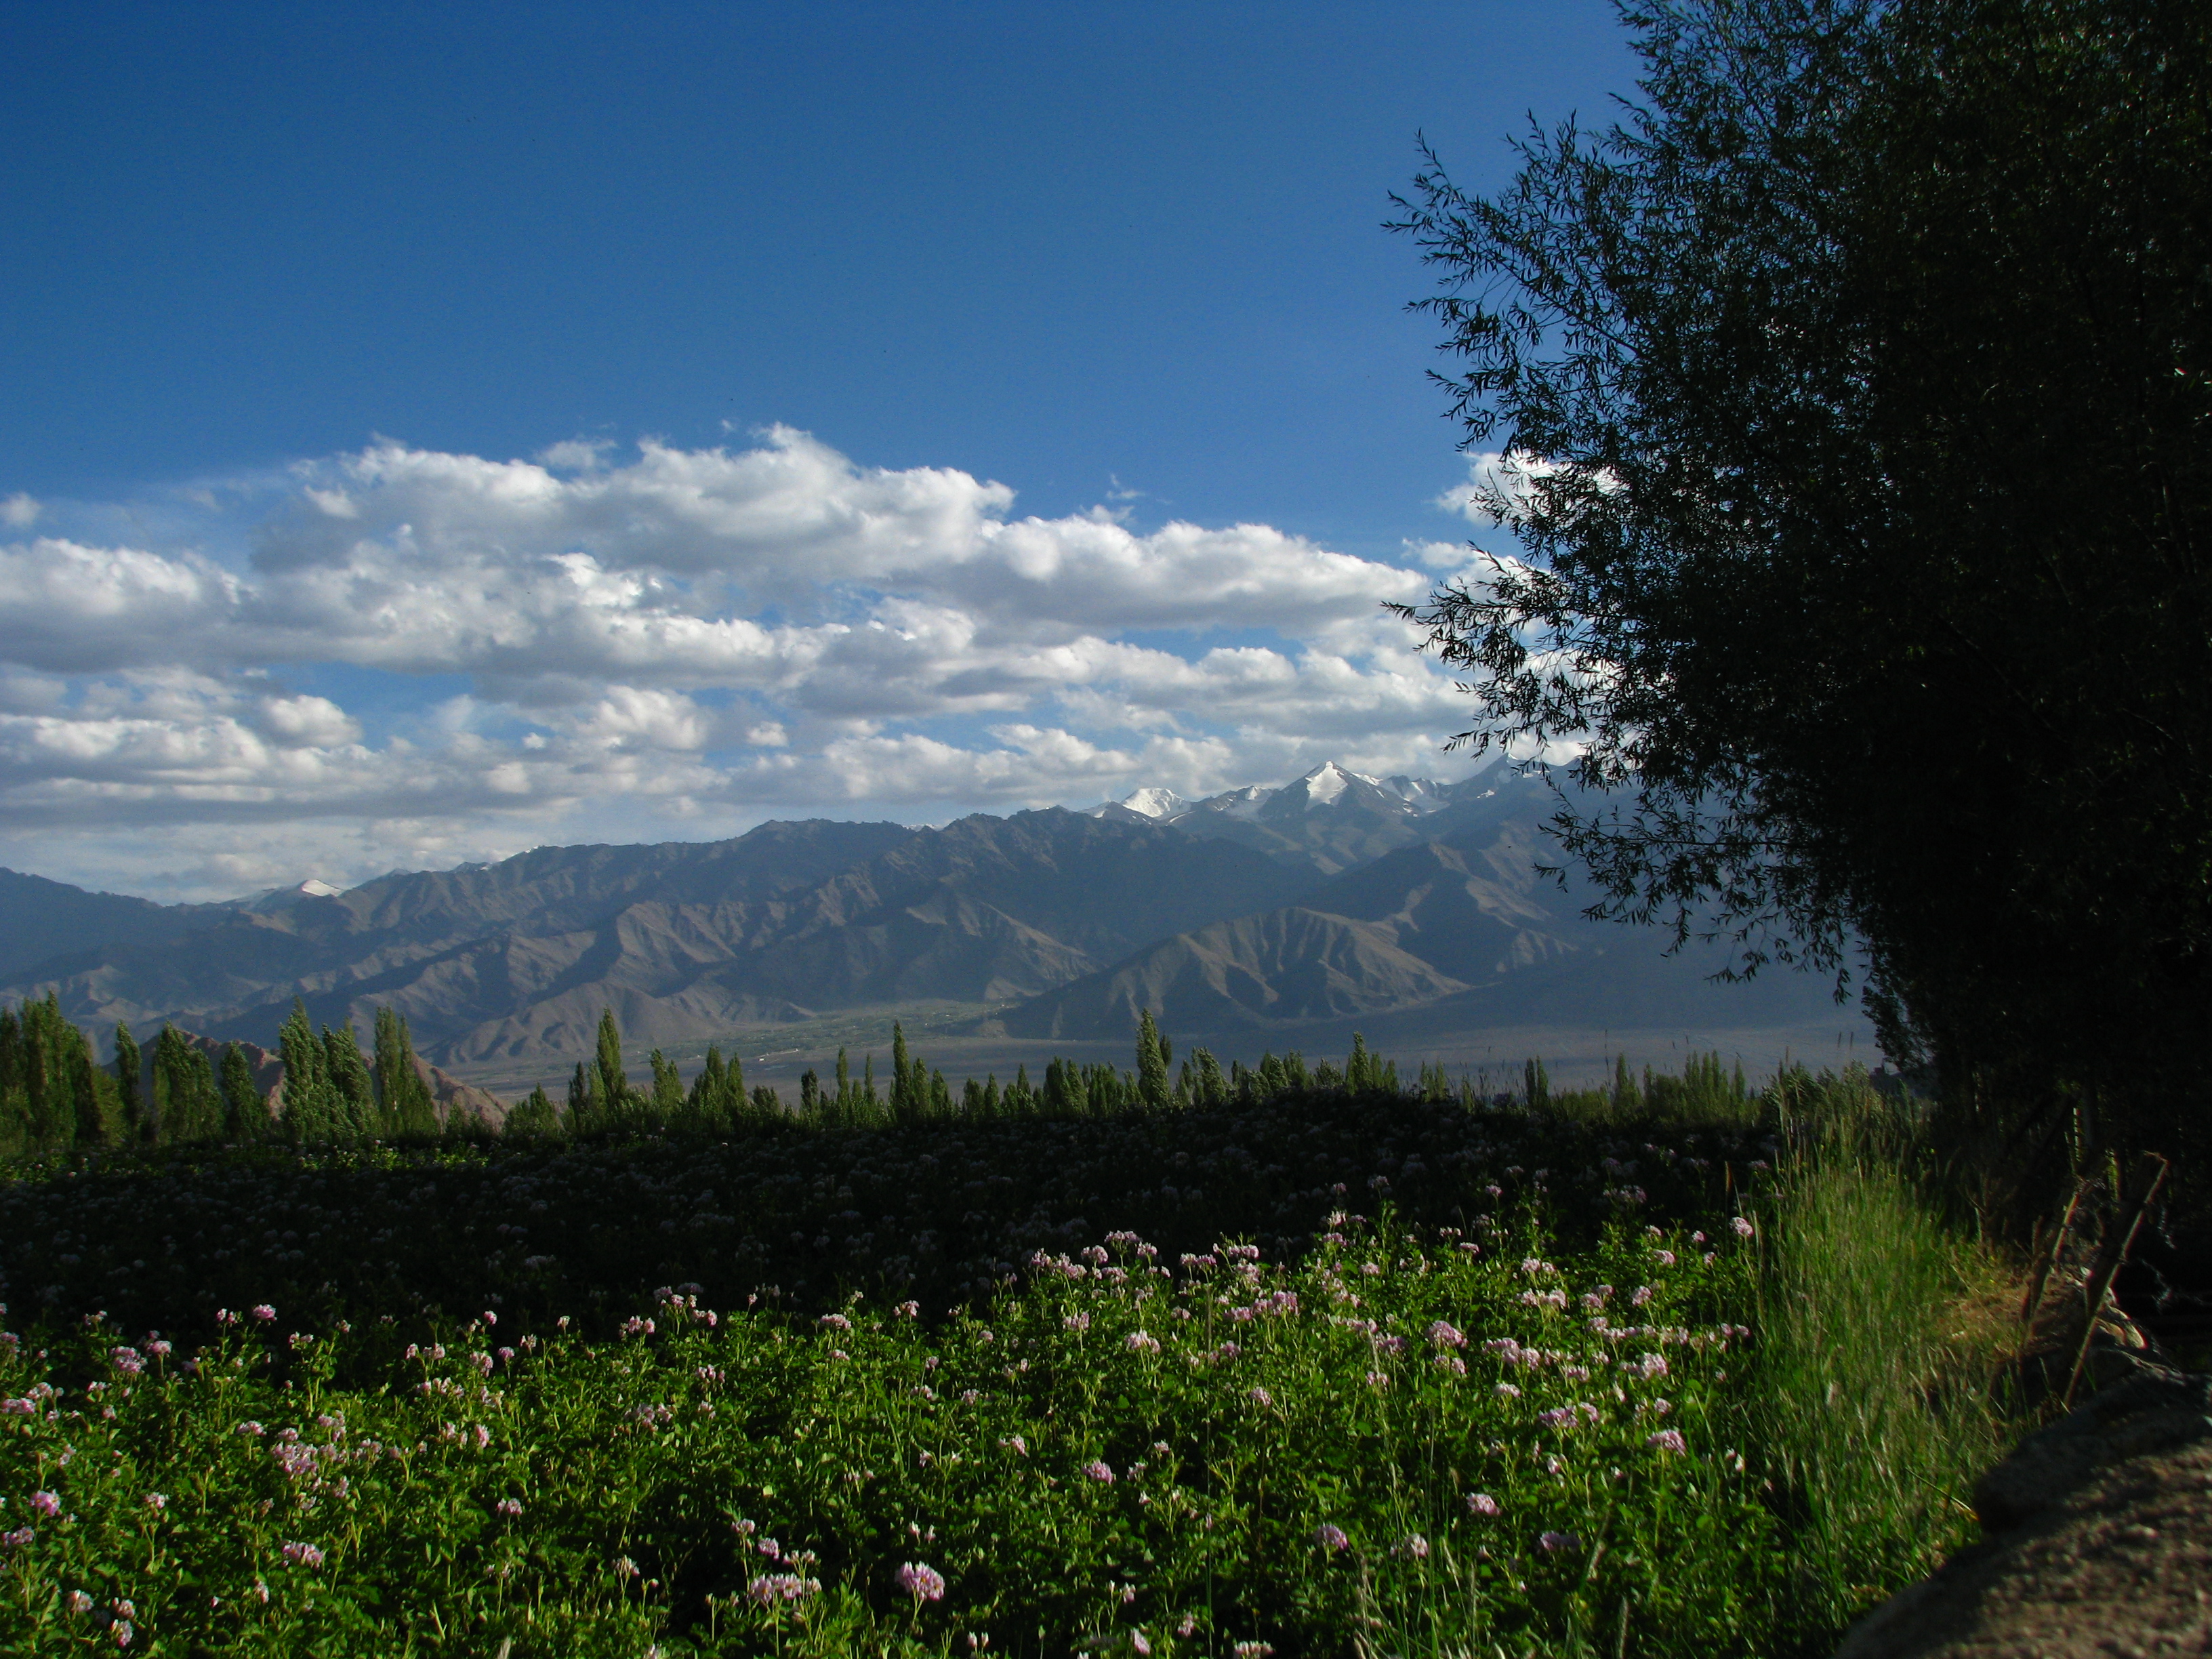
[0,1078,1878,1657]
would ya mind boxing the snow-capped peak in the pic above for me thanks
[237,876,346,914]
[1116,786,1190,820]
[1294,760,1380,808]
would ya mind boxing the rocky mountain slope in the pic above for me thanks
[3,761,1853,1065]
[1,811,1311,1063]
[1019,771,1843,1038]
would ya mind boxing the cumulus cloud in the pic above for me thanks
[0,430,1489,897]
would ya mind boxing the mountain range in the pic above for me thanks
[0,762,1850,1069]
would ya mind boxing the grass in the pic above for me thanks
[0,1058,2024,1656]
[1745,1074,2015,1639]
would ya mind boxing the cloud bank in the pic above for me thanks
[1,429,1485,897]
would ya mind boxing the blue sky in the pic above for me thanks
[0,1,1637,899]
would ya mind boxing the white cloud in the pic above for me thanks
[0,430,1492,897]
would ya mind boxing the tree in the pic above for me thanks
[1134,1010,1170,1110]
[113,1022,145,1143]
[566,1061,602,1135]
[594,1010,628,1120]
[220,1043,264,1139]
[324,1023,377,1142]
[276,999,335,1143]
[506,1084,562,1138]
[152,1025,221,1143]
[1389,0,2212,1183]
[647,1049,684,1128]
[372,1007,437,1140]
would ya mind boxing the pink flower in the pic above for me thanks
[1427,1319,1467,1349]
[0,1526,33,1549]
[66,1589,94,1614]
[1247,1386,1273,1406]
[1647,1429,1687,1454]
[1315,1522,1349,1551]
[147,1340,171,1359]
[1732,1216,1755,1239]
[281,1540,326,1568]
[748,1572,818,1603]
[1401,1534,1430,1559]
[112,1621,133,1647]
[496,1498,523,1519]
[1466,1492,1500,1517]
[0,1399,33,1416]
[110,1347,144,1376]
[30,1492,60,1517]
[251,1305,276,1323]
[1083,1459,1115,1483]
[819,1313,852,1331]
[1538,1530,1580,1553]
[1126,1330,1160,1353]
[895,1561,946,1602]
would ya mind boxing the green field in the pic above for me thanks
[0,1056,2013,1656]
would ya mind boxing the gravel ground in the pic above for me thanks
[1835,1361,2212,1659]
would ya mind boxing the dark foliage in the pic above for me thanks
[1388,0,2212,1202]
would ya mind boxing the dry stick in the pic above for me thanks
[2061,1153,2171,1408]
[2018,1181,2089,1339]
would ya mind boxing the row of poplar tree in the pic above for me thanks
[0,993,445,1155]
[5,994,1416,1158]
[512,1008,1405,1139]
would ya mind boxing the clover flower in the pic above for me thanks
[748,1572,819,1603]
[1315,1523,1349,1551]
[1647,1429,1687,1454]
[1538,1530,1580,1554]
[1466,1492,1500,1517]
[281,1540,326,1568]
[1083,1459,1115,1483]
[896,1561,947,1602]
[30,1492,60,1517]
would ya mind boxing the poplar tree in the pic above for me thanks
[220,1043,263,1139]
[890,1023,922,1120]
[0,1004,25,1153]
[1134,1010,1170,1110]
[277,998,333,1143]
[594,1010,628,1120]
[152,1025,220,1143]
[647,1049,683,1128]
[324,1023,377,1142]
[113,1021,144,1143]
[372,1006,437,1140]
[566,1061,601,1134]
